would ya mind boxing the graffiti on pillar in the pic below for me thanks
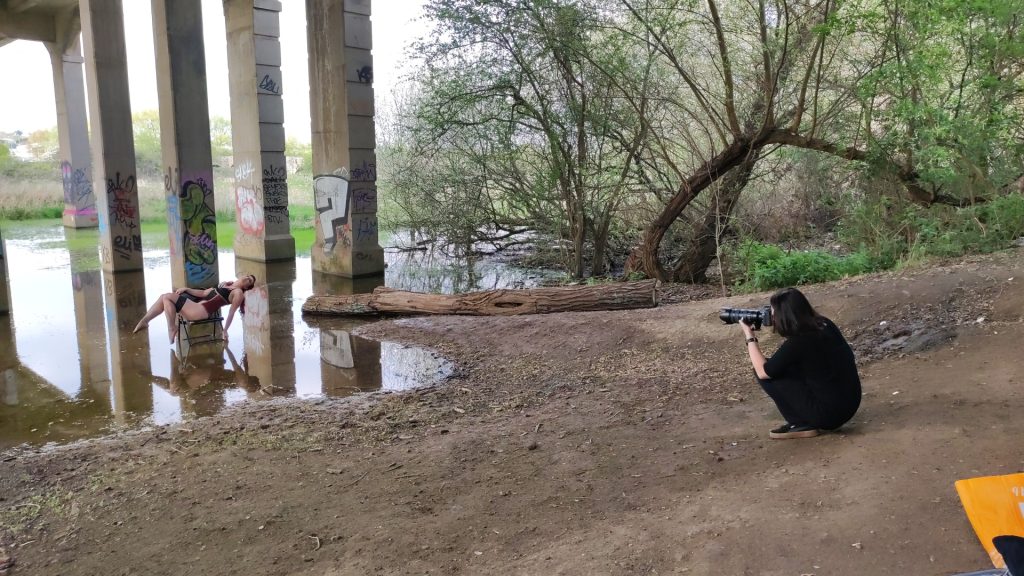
[265,206,289,226]
[258,74,281,95]
[181,177,217,285]
[350,161,377,182]
[164,166,183,258]
[313,171,350,252]
[355,217,378,243]
[352,187,378,213]
[234,159,255,182]
[263,165,288,206]
[356,66,373,84]
[243,286,268,356]
[236,185,265,236]
[107,173,138,228]
[61,161,96,214]
[107,173,141,261]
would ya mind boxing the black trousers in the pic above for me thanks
[756,375,860,430]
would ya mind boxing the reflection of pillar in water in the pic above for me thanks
[0,314,17,401]
[102,270,153,423]
[319,320,381,398]
[68,233,110,398]
[0,228,9,315]
[235,260,296,395]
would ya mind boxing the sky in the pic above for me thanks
[0,0,428,141]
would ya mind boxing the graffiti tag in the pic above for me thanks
[313,173,350,252]
[180,177,217,284]
[236,186,265,236]
[61,161,95,211]
[258,74,281,95]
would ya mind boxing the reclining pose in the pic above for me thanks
[133,274,256,344]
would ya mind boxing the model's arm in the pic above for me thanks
[222,289,244,337]
[740,320,770,379]
[175,287,214,298]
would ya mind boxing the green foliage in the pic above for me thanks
[729,240,879,291]
[132,110,163,178]
[839,192,1024,266]
[285,138,312,175]
[0,205,63,220]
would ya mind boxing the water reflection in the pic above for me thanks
[155,347,258,418]
[0,222,547,449]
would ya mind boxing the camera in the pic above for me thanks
[719,305,773,330]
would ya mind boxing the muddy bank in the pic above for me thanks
[1,249,1023,575]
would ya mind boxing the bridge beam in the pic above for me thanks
[81,0,143,272]
[44,9,98,228]
[306,0,384,278]
[0,7,56,42]
[224,0,295,263]
[152,0,219,288]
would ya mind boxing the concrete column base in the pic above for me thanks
[312,270,383,295]
[233,233,296,263]
[62,208,99,228]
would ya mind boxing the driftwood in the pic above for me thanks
[302,280,659,317]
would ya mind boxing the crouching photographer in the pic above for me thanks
[722,287,861,439]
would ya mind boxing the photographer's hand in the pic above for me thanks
[739,318,756,340]
[740,319,770,379]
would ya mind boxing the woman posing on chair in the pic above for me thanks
[133,274,256,343]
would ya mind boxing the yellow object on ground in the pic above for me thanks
[956,472,1024,568]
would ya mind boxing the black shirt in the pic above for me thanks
[763,317,861,409]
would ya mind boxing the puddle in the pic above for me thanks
[0,222,550,450]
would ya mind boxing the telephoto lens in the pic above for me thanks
[719,305,772,329]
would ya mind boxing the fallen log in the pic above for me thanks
[302,280,659,317]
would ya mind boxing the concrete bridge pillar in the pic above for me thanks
[235,259,296,395]
[0,228,9,315]
[306,0,385,278]
[224,0,295,263]
[152,0,219,289]
[80,0,143,272]
[44,9,97,229]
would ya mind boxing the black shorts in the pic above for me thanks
[173,293,201,312]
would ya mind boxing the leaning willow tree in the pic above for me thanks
[392,0,1023,281]
[617,0,1024,280]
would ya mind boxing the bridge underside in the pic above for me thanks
[0,0,80,47]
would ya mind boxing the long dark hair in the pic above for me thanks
[770,287,825,337]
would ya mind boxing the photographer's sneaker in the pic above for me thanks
[769,423,820,439]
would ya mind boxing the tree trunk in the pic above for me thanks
[671,153,757,282]
[624,136,765,280]
[302,280,659,317]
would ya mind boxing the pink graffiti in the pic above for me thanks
[236,186,264,235]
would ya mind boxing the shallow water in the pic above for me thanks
[0,222,555,449]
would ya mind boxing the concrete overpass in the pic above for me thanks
[0,0,385,288]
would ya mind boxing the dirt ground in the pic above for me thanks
[2,249,1024,576]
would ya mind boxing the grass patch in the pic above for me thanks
[0,489,74,535]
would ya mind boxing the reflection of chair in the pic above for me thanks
[175,313,223,357]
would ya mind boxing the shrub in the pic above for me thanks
[728,240,878,291]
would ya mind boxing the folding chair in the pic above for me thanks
[175,313,224,358]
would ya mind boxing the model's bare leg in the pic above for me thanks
[135,293,174,333]
[162,298,179,344]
